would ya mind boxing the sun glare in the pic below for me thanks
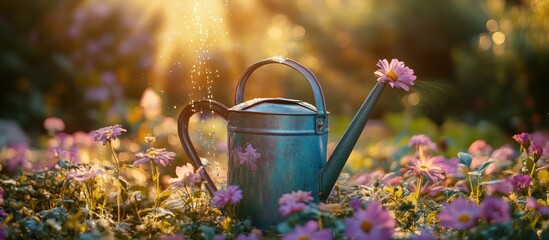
[135,0,229,72]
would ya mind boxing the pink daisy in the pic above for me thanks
[437,198,480,230]
[374,58,416,91]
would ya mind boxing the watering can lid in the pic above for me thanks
[229,98,320,115]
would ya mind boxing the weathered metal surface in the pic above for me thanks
[178,57,386,229]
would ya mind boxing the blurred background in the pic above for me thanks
[1,0,548,160]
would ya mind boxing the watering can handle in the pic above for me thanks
[235,57,327,119]
[178,99,229,196]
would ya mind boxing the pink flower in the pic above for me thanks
[525,196,549,215]
[282,220,332,240]
[73,131,93,148]
[511,174,531,190]
[169,163,202,187]
[513,132,532,150]
[278,190,313,217]
[486,145,515,174]
[468,140,492,157]
[344,201,395,240]
[480,197,511,224]
[67,165,104,182]
[405,157,446,182]
[408,134,436,151]
[44,117,65,132]
[484,179,513,196]
[374,58,417,91]
[407,180,444,197]
[437,198,480,230]
[279,190,314,205]
[236,143,261,172]
[279,199,309,217]
[90,124,127,145]
[212,185,243,208]
[134,148,176,167]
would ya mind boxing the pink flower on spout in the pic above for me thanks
[236,143,261,171]
[374,58,417,91]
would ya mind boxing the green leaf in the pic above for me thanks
[458,152,473,168]
[477,160,493,175]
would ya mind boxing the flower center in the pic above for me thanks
[458,214,470,223]
[361,220,373,233]
[386,71,398,81]
[105,129,113,138]
[148,150,158,156]
[297,236,310,240]
[419,165,429,172]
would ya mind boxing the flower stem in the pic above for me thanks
[108,140,122,223]
[415,175,423,213]
[150,159,160,209]
[529,159,537,196]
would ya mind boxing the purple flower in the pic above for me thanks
[235,233,258,240]
[67,165,104,182]
[212,185,243,208]
[408,134,436,151]
[134,148,176,167]
[162,233,185,240]
[511,174,531,190]
[169,163,202,187]
[480,197,511,224]
[437,198,480,230]
[0,209,7,218]
[513,132,532,150]
[43,117,65,132]
[433,156,459,175]
[374,58,417,91]
[405,157,446,182]
[484,179,513,196]
[236,143,261,172]
[90,124,127,145]
[349,198,364,211]
[4,143,30,173]
[531,143,544,161]
[344,201,395,240]
[282,220,332,240]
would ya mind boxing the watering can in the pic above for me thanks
[178,57,385,229]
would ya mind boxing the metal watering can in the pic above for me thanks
[178,57,385,229]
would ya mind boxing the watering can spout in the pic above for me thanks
[319,82,386,201]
